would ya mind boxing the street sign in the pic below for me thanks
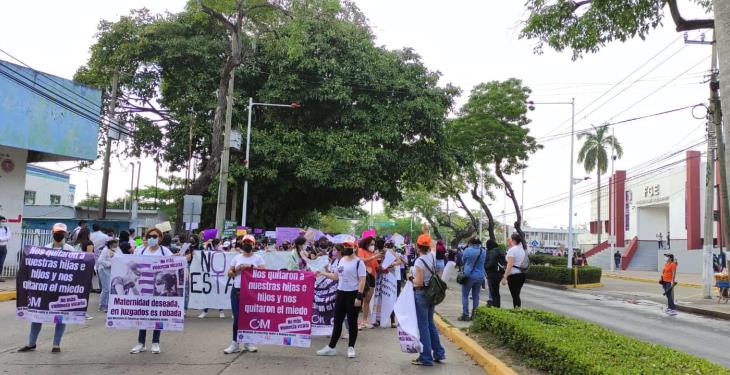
[376,220,396,228]
[223,220,237,238]
[530,239,540,247]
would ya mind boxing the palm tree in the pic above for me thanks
[577,126,623,244]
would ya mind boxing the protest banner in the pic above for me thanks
[394,281,422,353]
[238,269,315,347]
[16,246,94,325]
[369,270,398,326]
[188,251,236,310]
[106,254,186,331]
[311,276,338,336]
[275,227,301,246]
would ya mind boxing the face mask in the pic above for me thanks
[148,237,159,247]
[282,245,290,251]
[342,247,354,256]
[243,244,253,253]
[368,245,375,251]
[53,232,65,242]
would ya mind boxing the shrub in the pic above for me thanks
[529,254,568,267]
[471,308,728,374]
[526,265,602,285]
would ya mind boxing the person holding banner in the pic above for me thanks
[410,234,445,366]
[316,241,366,359]
[96,239,119,313]
[18,223,76,353]
[130,227,172,355]
[357,236,381,329]
[224,235,265,354]
[287,236,316,271]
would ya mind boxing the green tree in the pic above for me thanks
[449,79,541,246]
[577,126,623,244]
[75,2,457,229]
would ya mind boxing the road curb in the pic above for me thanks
[434,314,518,375]
[574,282,604,289]
[0,290,16,302]
[604,274,701,288]
[525,279,568,290]
[676,304,730,320]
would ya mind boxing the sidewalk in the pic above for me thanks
[603,270,702,287]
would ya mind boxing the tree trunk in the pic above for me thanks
[423,215,443,240]
[454,194,479,230]
[470,184,497,241]
[596,169,602,245]
[495,161,526,249]
[716,0,730,270]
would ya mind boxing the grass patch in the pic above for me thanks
[471,307,729,374]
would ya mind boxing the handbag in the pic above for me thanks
[457,248,483,285]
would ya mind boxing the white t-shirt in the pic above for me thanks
[507,245,526,275]
[90,231,111,253]
[46,242,76,252]
[333,257,365,292]
[134,246,171,256]
[232,253,265,288]
[415,253,436,285]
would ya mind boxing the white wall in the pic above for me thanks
[637,206,668,241]
[24,167,74,206]
[0,145,28,270]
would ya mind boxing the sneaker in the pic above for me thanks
[316,346,337,356]
[244,343,258,353]
[18,345,36,352]
[86,315,94,320]
[198,312,207,319]
[130,344,146,354]
[363,323,373,329]
[219,311,225,319]
[51,346,61,353]
[151,343,161,354]
[347,347,356,358]
[223,341,240,354]
[667,309,678,316]
[411,359,433,366]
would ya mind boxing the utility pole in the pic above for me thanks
[610,126,616,272]
[99,70,119,219]
[703,106,716,298]
[215,74,235,237]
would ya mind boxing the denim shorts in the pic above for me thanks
[435,259,445,273]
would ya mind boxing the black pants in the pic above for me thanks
[507,273,526,308]
[0,245,6,277]
[328,290,360,348]
[487,276,502,308]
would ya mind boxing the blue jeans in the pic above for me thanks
[98,267,111,309]
[435,259,445,274]
[29,322,66,346]
[414,290,445,365]
[0,245,7,277]
[461,277,482,317]
[138,330,161,344]
[662,281,676,310]
[231,287,240,341]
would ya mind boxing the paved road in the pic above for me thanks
[441,280,730,368]
[0,296,483,375]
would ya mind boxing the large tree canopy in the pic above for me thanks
[76,1,457,228]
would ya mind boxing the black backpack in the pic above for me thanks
[418,258,447,306]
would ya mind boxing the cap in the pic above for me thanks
[342,241,355,248]
[223,241,231,247]
[52,223,68,233]
[417,234,432,247]
[242,235,256,244]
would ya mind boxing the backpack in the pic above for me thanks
[418,257,447,305]
[512,247,529,273]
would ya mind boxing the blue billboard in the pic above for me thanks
[0,59,101,161]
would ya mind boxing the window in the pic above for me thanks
[50,194,61,206]
[24,190,36,205]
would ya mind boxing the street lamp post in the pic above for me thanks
[528,98,576,268]
[241,98,300,227]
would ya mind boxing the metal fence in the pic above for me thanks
[2,229,53,278]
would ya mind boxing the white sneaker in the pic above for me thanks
[667,309,678,316]
[86,315,94,320]
[151,343,161,354]
[244,343,258,353]
[347,347,356,358]
[224,341,240,354]
[129,344,146,354]
[316,346,337,356]
[219,311,225,319]
[198,312,207,319]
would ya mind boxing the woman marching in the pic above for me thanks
[18,223,76,353]
[224,235,266,354]
[130,227,172,354]
[316,241,366,359]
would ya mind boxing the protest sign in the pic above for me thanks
[238,269,315,347]
[369,270,398,326]
[106,254,186,331]
[223,221,237,237]
[394,281,422,353]
[311,276,338,336]
[275,227,301,246]
[331,234,355,244]
[381,251,396,270]
[362,229,377,239]
[189,251,236,310]
[16,246,94,325]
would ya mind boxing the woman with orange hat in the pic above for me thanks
[410,233,445,366]
[224,235,265,354]
[18,223,76,354]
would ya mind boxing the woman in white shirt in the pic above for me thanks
[316,241,366,359]
[130,228,172,355]
[501,233,527,308]
[96,239,119,313]
[224,235,265,354]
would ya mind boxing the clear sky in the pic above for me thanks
[0,1,713,229]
